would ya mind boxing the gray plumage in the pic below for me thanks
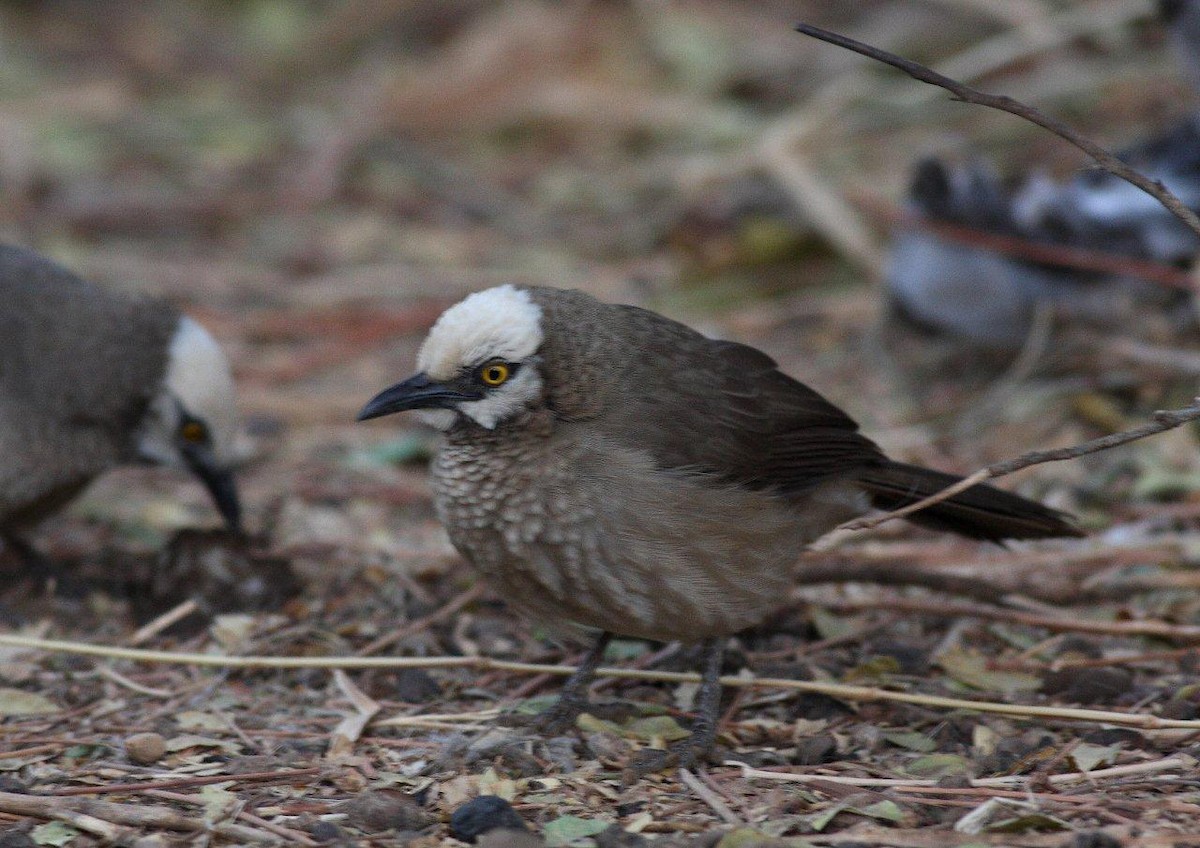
[0,244,242,550]
[355,286,1080,777]
[430,287,1076,640]
[358,284,1081,767]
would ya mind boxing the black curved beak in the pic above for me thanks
[356,372,481,422]
[182,445,242,533]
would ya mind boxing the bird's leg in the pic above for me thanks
[668,637,724,770]
[625,638,725,780]
[533,631,612,734]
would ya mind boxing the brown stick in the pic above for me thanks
[794,22,1200,239]
[0,790,279,843]
[823,596,1200,643]
[44,766,320,797]
[838,399,1200,532]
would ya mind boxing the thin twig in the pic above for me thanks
[678,768,742,825]
[144,790,318,846]
[837,399,1200,533]
[327,669,380,759]
[96,665,173,698]
[44,767,321,797]
[794,22,1200,239]
[822,596,1200,642]
[127,599,200,646]
[4,633,1200,730]
[731,753,1195,788]
[0,791,280,843]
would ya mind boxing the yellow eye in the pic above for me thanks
[180,421,207,443]
[479,362,510,387]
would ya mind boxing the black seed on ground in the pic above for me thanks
[450,795,529,843]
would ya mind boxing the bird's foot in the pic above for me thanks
[622,718,720,781]
[530,693,591,736]
[497,692,591,735]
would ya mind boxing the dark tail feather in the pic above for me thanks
[857,461,1082,542]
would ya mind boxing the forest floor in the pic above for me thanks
[3,2,1200,845]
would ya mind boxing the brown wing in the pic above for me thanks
[527,287,1081,542]
[529,287,888,495]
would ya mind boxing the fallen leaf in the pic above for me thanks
[883,731,937,752]
[199,783,238,820]
[972,724,999,756]
[937,648,1040,694]
[855,800,905,823]
[31,822,78,847]
[543,815,610,847]
[165,734,242,754]
[845,655,902,681]
[0,687,58,716]
[1070,742,1119,772]
[987,813,1071,833]
[810,607,861,641]
[624,715,691,743]
[175,710,228,731]
[906,753,972,777]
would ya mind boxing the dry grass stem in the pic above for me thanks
[0,791,281,843]
[3,633,1199,730]
[678,768,743,825]
[823,596,1200,642]
[327,669,381,758]
[731,753,1196,788]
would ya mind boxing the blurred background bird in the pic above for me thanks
[0,244,242,570]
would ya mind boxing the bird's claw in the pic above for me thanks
[622,726,719,782]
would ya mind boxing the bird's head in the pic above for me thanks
[358,285,546,431]
[137,316,242,532]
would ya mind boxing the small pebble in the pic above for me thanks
[124,732,166,765]
[450,796,528,843]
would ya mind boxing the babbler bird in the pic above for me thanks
[0,244,242,564]
[358,285,1080,767]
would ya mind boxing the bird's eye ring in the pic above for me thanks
[478,362,511,387]
[180,421,208,443]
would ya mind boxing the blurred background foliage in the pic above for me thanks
[0,0,1196,528]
